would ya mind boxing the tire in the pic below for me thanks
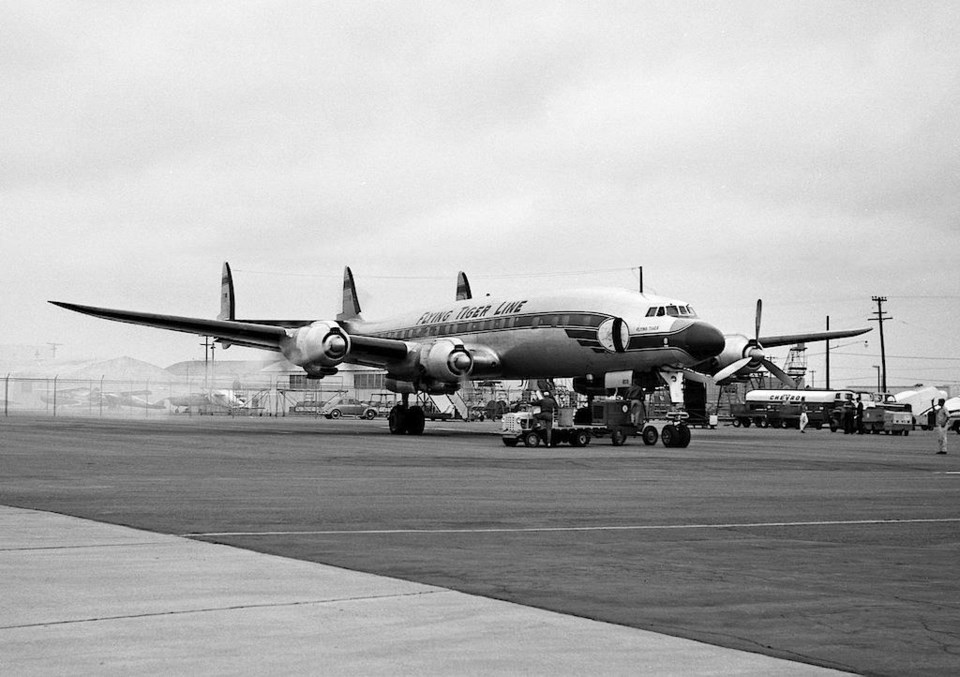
[577,431,591,447]
[742,418,752,428]
[364,409,376,420]
[329,409,342,419]
[642,426,659,446]
[661,424,678,448]
[388,406,406,435]
[731,418,741,428]
[677,424,691,448]
[523,431,540,447]
[610,429,626,446]
[405,406,426,435]
[502,438,519,447]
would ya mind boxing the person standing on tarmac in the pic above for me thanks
[842,398,856,434]
[799,402,809,433]
[534,390,559,446]
[856,396,865,435]
[935,398,949,454]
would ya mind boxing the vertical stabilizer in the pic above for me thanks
[456,271,473,301]
[218,262,235,321]
[337,266,362,321]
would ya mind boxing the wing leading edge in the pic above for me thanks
[49,301,409,364]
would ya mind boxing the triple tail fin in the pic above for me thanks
[337,266,362,321]
[218,262,236,321]
[456,271,472,301]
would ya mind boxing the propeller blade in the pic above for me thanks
[680,369,715,385]
[761,358,797,388]
[755,299,762,343]
[713,357,752,382]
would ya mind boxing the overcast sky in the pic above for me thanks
[2,1,958,388]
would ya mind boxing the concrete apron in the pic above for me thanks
[0,506,847,675]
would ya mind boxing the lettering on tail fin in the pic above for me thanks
[456,271,472,301]
[337,266,362,321]
[218,262,235,321]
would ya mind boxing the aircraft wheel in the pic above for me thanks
[329,409,342,419]
[642,426,659,446]
[523,431,541,447]
[388,406,406,435]
[502,438,519,447]
[405,406,426,435]
[610,428,627,446]
[364,409,376,420]
[677,424,691,448]
[661,424,678,448]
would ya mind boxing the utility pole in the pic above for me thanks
[869,296,890,392]
[825,316,830,390]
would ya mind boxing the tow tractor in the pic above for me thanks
[500,399,691,448]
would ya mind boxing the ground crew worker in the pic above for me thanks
[842,398,856,434]
[855,396,865,435]
[935,398,949,455]
[799,403,809,433]
[534,390,559,446]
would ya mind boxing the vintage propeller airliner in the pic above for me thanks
[51,263,869,436]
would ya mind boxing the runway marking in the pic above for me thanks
[186,517,960,538]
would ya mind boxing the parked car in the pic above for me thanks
[321,396,378,420]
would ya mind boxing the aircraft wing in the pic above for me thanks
[50,301,288,351]
[758,327,871,349]
[50,301,410,366]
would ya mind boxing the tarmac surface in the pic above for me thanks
[2,414,959,675]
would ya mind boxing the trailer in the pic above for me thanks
[730,389,855,430]
[500,399,691,448]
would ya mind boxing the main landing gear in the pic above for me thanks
[388,395,426,435]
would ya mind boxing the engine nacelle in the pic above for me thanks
[281,321,351,377]
[709,334,762,379]
[421,339,473,381]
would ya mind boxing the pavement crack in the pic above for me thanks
[0,589,448,631]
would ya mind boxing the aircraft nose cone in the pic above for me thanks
[683,321,726,361]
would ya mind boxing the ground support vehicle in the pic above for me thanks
[500,400,691,448]
[861,406,913,435]
[731,389,856,430]
[635,411,692,447]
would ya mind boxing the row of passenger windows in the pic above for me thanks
[645,304,697,318]
[379,313,606,340]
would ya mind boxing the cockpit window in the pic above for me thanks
[665,305,679,317]
[656,307,665,316]
[645,307,658,317]
[678,306,689,316]
[685,305,697,317]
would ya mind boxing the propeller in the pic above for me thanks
[713,299,796,388]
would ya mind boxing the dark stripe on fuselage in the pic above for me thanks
[365,311,708,361]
